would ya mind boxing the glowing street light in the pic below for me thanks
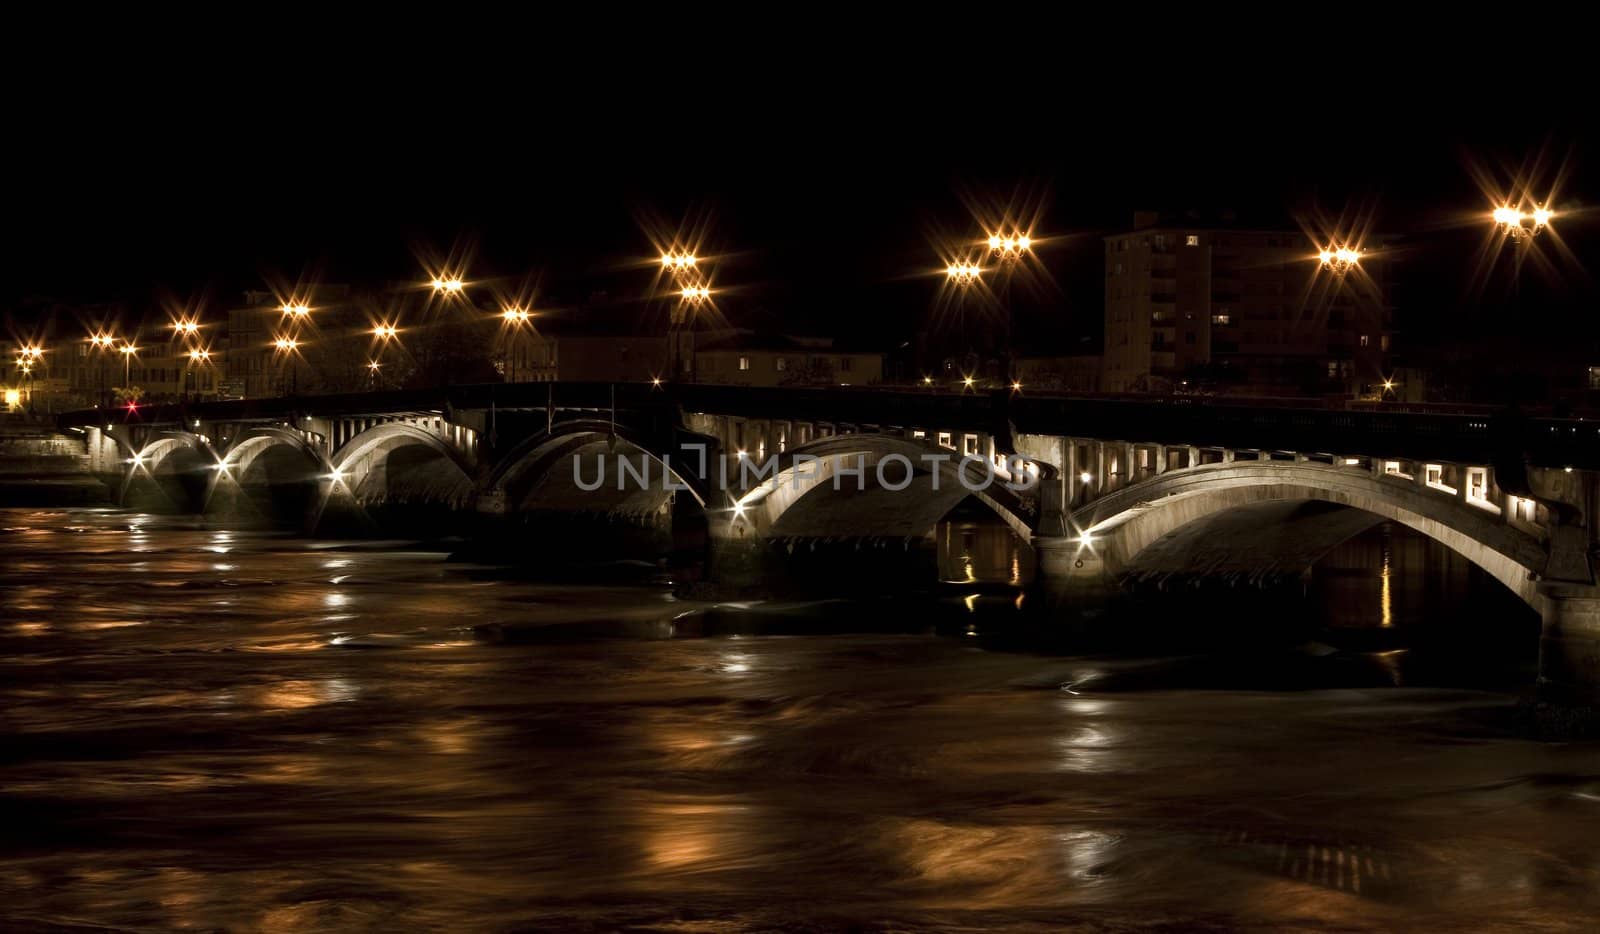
[119,342,138,384]
[502,306,532,324]
[680,285,711,303]
[988,231,1033,261]
[1318,246,1363,274]
[273,336,298,353]
[1493,203,1555,240]
[172,318,200,336]
[372,324,399,341]
[962,375,976,389]
[431,277,464,294]
[660,252,698,273]
[280,302,310,318]
[945,262,982,284]
[89,332,116,348]
[186,348,211,363]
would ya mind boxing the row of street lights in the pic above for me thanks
[9,199,1564,407]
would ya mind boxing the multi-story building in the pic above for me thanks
[1101,212,1390,397]
[694,335,884,387]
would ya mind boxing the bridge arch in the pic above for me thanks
[331,422,476,507]
[484,419,712,515]
[220,426,332,479]
[729,435,1041,542]
[1070,462,1547,610]
[120,431,219,510]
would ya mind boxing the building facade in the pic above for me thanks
[1102,213,1389,397]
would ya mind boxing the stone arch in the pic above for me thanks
[729,435,1039,541]
[330,422,476,507]
[121,431,218,510]
[221,427,331,479]
[1072,462,1546,610]
[484,420,712,513]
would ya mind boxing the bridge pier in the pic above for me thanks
[1538,586,1600,708]
[1031,535,1116,610]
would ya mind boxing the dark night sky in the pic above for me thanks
[7,73,1597,355]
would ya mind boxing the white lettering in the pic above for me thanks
[876,453,915,491]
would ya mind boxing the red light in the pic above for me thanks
[124,401,138,412]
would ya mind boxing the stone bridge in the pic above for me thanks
[59,382,1600,705]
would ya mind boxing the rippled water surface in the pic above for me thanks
[4,507,1600,931]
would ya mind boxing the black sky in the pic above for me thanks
[7,72,1597,352]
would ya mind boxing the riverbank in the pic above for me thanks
[0,421,109,505]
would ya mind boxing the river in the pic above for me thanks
[3,507,1599,930]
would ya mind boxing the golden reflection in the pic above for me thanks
[1380,544,1393,628]
[641,799,749,871]
[250,678,360,710]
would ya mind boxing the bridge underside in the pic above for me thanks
[1117,500,1385,586]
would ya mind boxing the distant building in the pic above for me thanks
[1101,212,1390,397]
[548,334,669,383]
[1014,354,1101,393]
[694,334,884,387]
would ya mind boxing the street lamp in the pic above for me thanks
[119,343,138,387]
[501,307,534,382]
[184,348,211,400]
[945,262,982,284]
[987,230,1034,382]
[280,302,311,318]
[1317,246,1363,274]
[431,277,464,294]
[273,335,300,395]
[1493,204,1554,241]
[87,332,117,407]
[172,318,201,337]
[660,252,698,274]
[668,284,714,382]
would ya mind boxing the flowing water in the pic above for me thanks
[3,507,1599,931]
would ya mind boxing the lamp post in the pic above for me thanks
[185,348,211,401]
[660,252,702,384]
[273,336,299,396]
[944,261,982,387]
[119,343,137,389]
[501,307,532,383]
[371,323,398,390]
[673,285,711,383]
[1492,203,1554,310]
[88,332,115,407]
[988,232,1033,382]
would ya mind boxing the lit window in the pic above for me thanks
[912,430,926,440]
[937,431,953,449]
[775,357,787,371]
[1359,334,1370,347]
[1185,235,1199,246]
[1211,314,1230,325]
[738,356,750,371]
[963,434,979,456]
[1588,367,1600,389]
[1467,467,1490,503]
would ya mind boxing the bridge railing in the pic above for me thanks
[55,381,1600,470]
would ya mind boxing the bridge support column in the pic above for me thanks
[1538,586,1600,707]
[1031,535,1116,610]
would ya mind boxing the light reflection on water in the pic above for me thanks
[0,507,1597,930]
